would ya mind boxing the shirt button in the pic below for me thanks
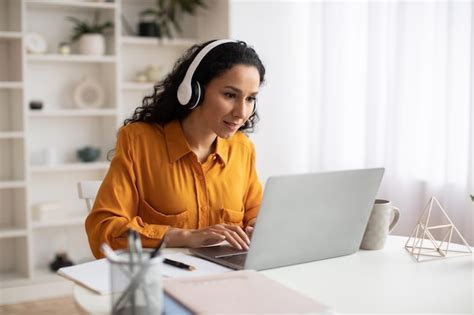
[201,206,208,211]
[197,174,204,180]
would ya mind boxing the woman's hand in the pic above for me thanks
[189,224,250,250]
[244,218,257,239]
[165,225,250,250]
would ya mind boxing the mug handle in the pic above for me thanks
[388,207,400,233]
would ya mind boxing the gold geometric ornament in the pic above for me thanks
[405,196,472,262]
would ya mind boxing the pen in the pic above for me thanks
[163,258,196,271]
[150,238,165,258]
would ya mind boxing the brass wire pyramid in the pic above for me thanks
[405,196,472,262]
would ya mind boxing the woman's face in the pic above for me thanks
[199,64,260,139]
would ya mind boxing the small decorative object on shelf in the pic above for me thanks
[138,0,206,38]
[25,32,48,54]
[135,72,148,83]
[29,100,44,110]
[49,251,74,272]
[66,11,113,55]
[133,65,162,83]
[146,64,162,82]
[138,10,161,37]
[58,42,71,55]
[73,77,105,109]
[77,146,101,162]
[33,202,63,221]
[405,196,472,262]
[43,147,59,165]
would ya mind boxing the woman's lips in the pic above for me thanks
[224,121,240,131]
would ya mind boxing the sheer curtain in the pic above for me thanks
[306,1,472,243]
[234,0,473,243]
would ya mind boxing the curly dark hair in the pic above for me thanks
[123,39,266,132]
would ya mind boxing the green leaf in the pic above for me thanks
[65,12,113,42]
[144,0,208,39]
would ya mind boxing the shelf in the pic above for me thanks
[0,270,29,286]
[25,0,116,10]
[30,161,110,172]
[0,181,26,190]
[121,36,197,47]
[0,269,67,288]
[27,54,117,64]
[32,267,64,282]
[32,216,86,229]
[28,109,118,117]
[0,228,27,239]
[0,131,24,139]
[0,81,23,89]
[0,32,22,40]
[122,81,155,91]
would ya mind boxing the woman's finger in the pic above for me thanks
[225,225,250,246]
[200,232,226,246]
[207,225,249,250]
[228,229,249,250]
[221,230,244,250]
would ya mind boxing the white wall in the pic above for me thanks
[229,0,473,243]
[230,1,316,184]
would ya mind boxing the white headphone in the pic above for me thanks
[177,39,238,109]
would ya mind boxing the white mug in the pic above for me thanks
[360,199,400,250]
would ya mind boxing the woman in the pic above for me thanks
[85,40,266,259]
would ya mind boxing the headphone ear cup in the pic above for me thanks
[187,81,203,109]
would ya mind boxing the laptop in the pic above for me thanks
[190,168,384,270]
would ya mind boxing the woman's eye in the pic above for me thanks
[247,97,256,103]
[224,92,236,99]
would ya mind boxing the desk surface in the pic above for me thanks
[75,236,473,314]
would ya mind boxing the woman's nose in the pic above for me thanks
[232,99,247,118]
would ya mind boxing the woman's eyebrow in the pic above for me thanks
[224,85,259,96]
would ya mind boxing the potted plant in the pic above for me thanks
[139,0,206,38]
[66,11,113,55]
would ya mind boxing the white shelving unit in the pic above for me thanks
[27,109,118,117]
[0,0,29,299]
[25,0,117,10]
[0,0,229,304]
[27,54,117,63]
[121,35,197,47]
[30,161,110,173]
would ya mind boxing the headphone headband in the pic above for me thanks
[177,39,238,106]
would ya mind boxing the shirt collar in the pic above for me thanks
[215,136,229,166]
[165,120,192,163]
[164,120,229,166]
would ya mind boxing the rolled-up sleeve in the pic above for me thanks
[85,127,169,258]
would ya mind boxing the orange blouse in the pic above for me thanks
[85,120,263,258]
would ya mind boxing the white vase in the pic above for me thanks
[78,34,105,56]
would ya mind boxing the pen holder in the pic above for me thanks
[109,251,163,315]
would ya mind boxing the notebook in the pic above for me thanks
[164,270,332,314]
[57,252,232,295]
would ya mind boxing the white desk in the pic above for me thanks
[74,236,473,314]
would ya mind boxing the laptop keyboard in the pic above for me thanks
[217,253,248,266]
